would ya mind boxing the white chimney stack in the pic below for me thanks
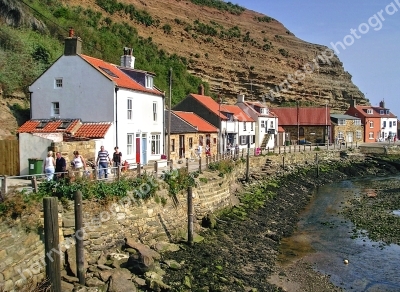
[237,94,245,103]
[121,47,135,68]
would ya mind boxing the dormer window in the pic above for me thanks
[260,108,265,114]
[367,109,373,114]
[145,75,153,89]
[386,110,390,114]
[58,121,71,129]
[380,110,384,114]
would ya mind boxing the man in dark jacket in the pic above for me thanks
[55,151,66,181]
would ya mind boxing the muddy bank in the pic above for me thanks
[163,156,400,291]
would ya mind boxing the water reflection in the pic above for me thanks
[279,176,400,291]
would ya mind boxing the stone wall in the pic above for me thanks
[0,149,341,291]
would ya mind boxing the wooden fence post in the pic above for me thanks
[74,191,85,285]
[31,176,38,193]
[43,197,61,292]
[170,159,173,171]
[187,187,193,246]
[199,157,202,173]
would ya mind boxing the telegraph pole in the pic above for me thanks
[167,68,172,161]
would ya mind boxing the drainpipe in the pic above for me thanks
[29,91,33,119]
[115,87,119,147]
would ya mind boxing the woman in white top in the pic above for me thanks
[72,151,86,178]
[44,150,56,181]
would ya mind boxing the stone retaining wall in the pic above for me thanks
[0,149,342,291]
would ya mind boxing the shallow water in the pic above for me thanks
[279,176,400,291]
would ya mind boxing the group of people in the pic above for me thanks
[43,146,123,181]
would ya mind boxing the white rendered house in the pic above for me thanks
[236,94,277,149]
[28,30,165,165]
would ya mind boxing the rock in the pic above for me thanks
[61,274,79,284]
[67,247,88,277]
[127,253,154,274]
[85,277,105,287]
[153,241,180,253]
[97,264,112,271]
[202,213,217,229]
[183,275,191,288]
[146,278,171,291]
[108,269,136,292]
[99,270,113,282]
[164,259,182,270]
[125,238,161,260]
[61,280,74,291]
[133,276,146,287]
[108,252,129,261]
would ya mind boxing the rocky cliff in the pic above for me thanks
[0,0,368,139]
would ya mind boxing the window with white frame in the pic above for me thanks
[270,121,274,128]
[261,120,265,128]
[127,99,132,120]
[52,102,60,116]
[354,119,361,125]
[338,132,344,139]
[385,110,389,114]
[55,78,63,88]
[127,134,134,155]
[380,110,384,114]
[151,134,161,154]
[389,121,392,127]
[240,135,247,145]
[369,121,374,128]
[383,121,387,128]
[338,119,345,125]
[243,122,246,131]
[145,75,153,89]
[356,130,361,139]
[367,109,373,114]
[153,102,157,122]
[394,121,397,126]
[369,132,374,139]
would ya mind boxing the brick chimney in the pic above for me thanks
[379,100,385,108]
[349,99,356,108]
[121,47,135,69]
[198,84,204,95]
[64,28,82,56]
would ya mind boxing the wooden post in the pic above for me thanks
[282,156,285,170]
[170,159,173,171]
[31,176,38,193]
[246,140,250,182]
[205,156,208,167]
[198,157,202,173]
[0,176,7,199]
[316,153,319,177]
[186,158,189,171]
[187,187,193,246]
[154,161,158,175]
[117,166,121,181]
[43,197,61,292]
[74,191,85,285]
[242,148,244,159]
[279,147,281,154]
[298,145,301,152]
[309,144,312,151]
[94,167,98,180]
[137,164,141,176]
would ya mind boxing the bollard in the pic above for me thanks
[154,161,158,175]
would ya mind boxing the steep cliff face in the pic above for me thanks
[0,0,368,139]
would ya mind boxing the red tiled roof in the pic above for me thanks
[17,119,80,133]
[278,126,285,132]
[74,122,112,139]
[347,105,397,118]
[173,111,218,132]
[189,94,229,120]
[271,107,330,126]
[80,55,163,96]
[222,104,254,122]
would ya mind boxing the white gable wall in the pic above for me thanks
[19,133,53,176]
[30,56,115,122]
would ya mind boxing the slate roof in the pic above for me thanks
[80,55,163,96]
[330,114,361,120]
[223,104,255,122]
[271,107,331,126]
[173,111,218,132]
[165,110,197,134]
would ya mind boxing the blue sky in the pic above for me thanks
[233,0,400,116]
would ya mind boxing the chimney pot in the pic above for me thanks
[198,84,204,95]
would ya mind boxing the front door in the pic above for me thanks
[347,132,353,143]
[135,135,141,164]
[142,134,147,164]
[179,135,185,158]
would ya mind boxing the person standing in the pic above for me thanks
[72,151,86,178]
[43,151,56,181]
[55,152,66,181]
[112,146,122,175]
[96,146,111,179]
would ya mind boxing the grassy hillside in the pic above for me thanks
[0,0,211,105]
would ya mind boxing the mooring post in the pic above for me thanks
[74,191,85,285]
[31,176,38,193]
[246,140,250,182]
[43,197,61,292]
[282,156,285,170]
[199,157,202,173]
[187,186,193,246]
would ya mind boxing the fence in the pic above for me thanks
[0,140,19,176]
